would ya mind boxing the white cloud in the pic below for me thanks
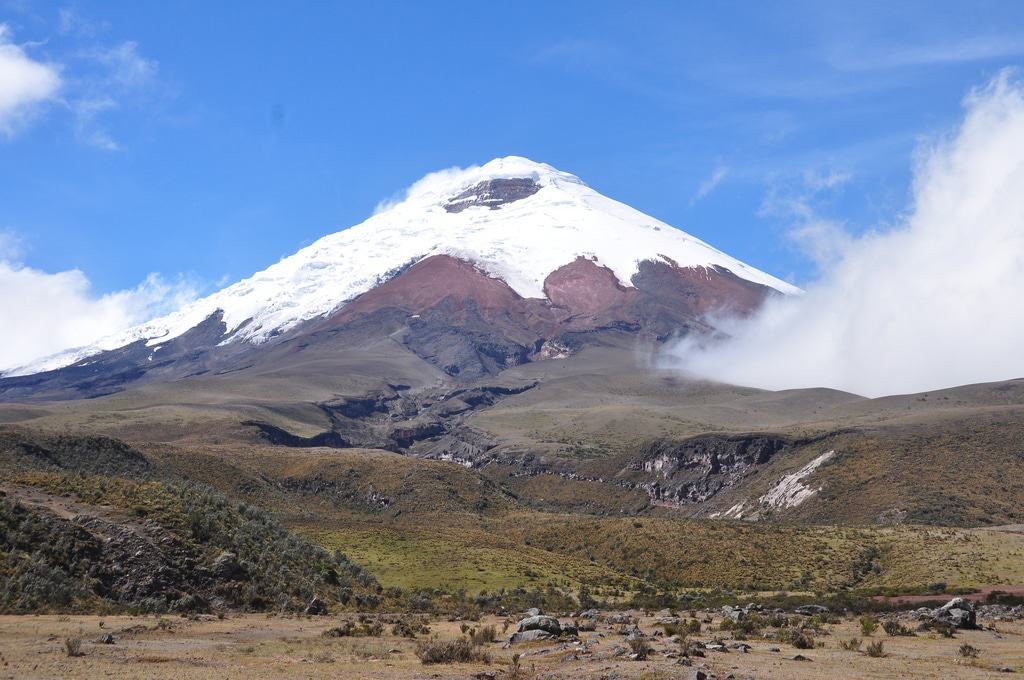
[667,71,1024,397]
[0,23,62,135]
[373,164,479,214]
[691,166,728,205]
[0,238,198,372]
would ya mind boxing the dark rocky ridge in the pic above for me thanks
[241,382,535,455]
[444,178,542,212]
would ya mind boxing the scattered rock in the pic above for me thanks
[623,626,645,640]
[795,605,829,616]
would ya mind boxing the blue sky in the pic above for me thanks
[2,0,1023,299]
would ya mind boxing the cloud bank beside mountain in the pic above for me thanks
[0,244,198,373]
[669,71,1024,398]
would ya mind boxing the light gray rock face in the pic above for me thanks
[507,629,555,645]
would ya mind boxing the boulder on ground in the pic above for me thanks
[517,615,562,636]
[931,597,977,629]
[507,629,555,645]
[795,604,829,616]
[722,605,745,622]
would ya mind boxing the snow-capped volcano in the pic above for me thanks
[6,157,797,383]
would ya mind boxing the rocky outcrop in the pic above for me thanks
[629,434,795,505]
[444,178,542,212]
[247,382,534,458]
[930,598,977,629]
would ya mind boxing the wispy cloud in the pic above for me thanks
[0,229,25,260]
[690,166,728,205]
[57,6,108,38]
[0,23,62,136]
[829,35,1024,72]
[70,38,159,149]
[757,166,855,272]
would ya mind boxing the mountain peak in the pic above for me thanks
[385,156,584,213]
[6,158,799,377]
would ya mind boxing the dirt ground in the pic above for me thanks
[0,611,1020,679]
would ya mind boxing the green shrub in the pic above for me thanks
[882,620,914,637]
[860,615,879,636]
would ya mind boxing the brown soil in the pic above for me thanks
[873,586,1024,605]
[1,610,1020,679]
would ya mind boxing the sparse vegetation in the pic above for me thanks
[959,643,980,659]
[628,636,652,660]
[64,636,84,657]
[883,620,914,636]
[866,640,886,657]
[414,637,491,664]
[840,637,862,651]
[323,620,384,638]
